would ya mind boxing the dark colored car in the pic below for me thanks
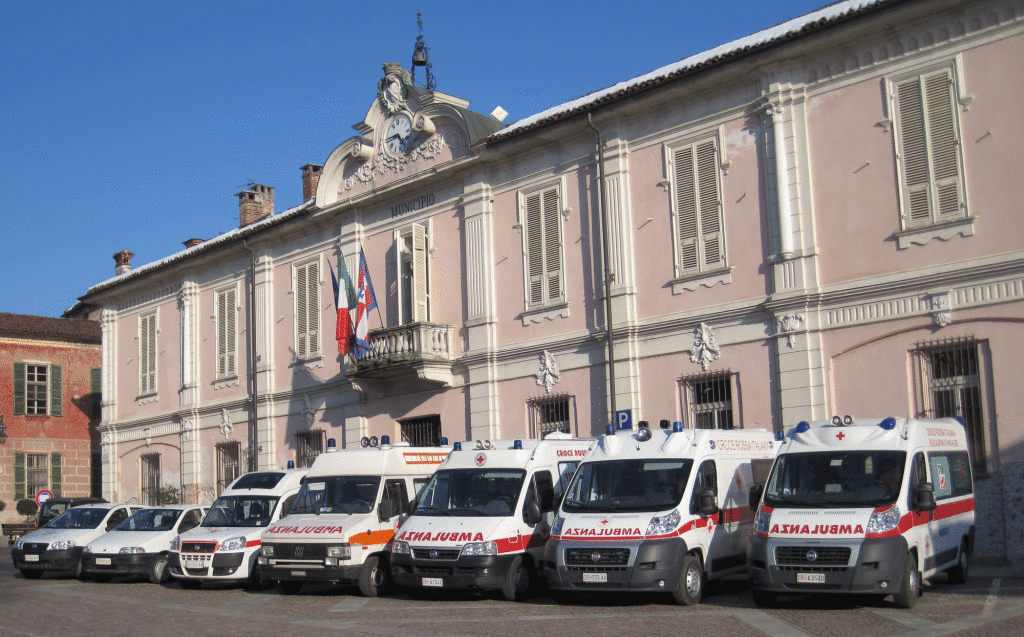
[37,497,108,528]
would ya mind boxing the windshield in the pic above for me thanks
[117,508,182,531]
[201,496,278,528]
[561,459,693,513]
[289,476,382,515]
[415,469,526,517]
[763,451,907,508]
[46,508,109,529]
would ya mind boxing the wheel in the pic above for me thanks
[92,574,114,583]
[150,556,170,584]
[751,589,777,607]
[178,578,202,589]
[244,562,273,589]
[501,555,531,601]
[358,555,387,597]
[672,554,704,605]
[947,540,969,584]
[276,580,303,595]
[893,552,921,609]
[20,570,43,580]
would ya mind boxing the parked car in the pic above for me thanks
[11,503,140,579]
[81,505,207,583]
[37,497,108,528]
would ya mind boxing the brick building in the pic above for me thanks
[0,313,101,523]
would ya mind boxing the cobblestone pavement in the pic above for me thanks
[2,548,1022,637]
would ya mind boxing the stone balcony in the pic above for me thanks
[345,322,456,393]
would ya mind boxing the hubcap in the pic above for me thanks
[686,567,701,596]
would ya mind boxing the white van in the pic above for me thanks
[390,433,595,600]
[169,469,306,588]
[12,503,141,580]
[81,504,207,583]
[747,416,976,608]
[543,423,776,605]
[258,438,449,596]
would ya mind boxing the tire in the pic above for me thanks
[672,554,704,606]
[893,552,921,609]
[947,540,969,585]
[150,556,170,584]
[501,555,531,601]
[20,570,43,580]
[358,555,387,597]
[751,589,777,607]
[178,578,202,590]
[244,562,273,590]
[277,580,303,595]
[92,573,114,584]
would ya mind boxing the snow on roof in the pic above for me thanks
[489,0,891,141]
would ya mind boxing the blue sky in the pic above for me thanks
[1,0,828,318]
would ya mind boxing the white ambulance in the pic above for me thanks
[257,437,450,596]
[169,468,307,588]
[543,423,776,605]
[747,416,976,609]
[390,433,595,600]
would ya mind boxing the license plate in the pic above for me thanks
[96,557,112,566]
[797,572,826,584]
[582,572,607,583]
[422,577,444,587]
[184,560,205,570]
[291,571,306,577]
[24,554,39,562]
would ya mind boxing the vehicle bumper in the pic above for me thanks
[747,535,909,595]
[168,551,250,581]
[390,552,518,591]
[258,561,365,583]
[12,546,84,573]
[542,537,685,592]
[81,552,159,577]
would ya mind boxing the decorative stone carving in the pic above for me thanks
[778,313,804,348]
[220,408,233,439]
[536,350,561,394]
[377,63,409,114]
[341,127,464,191]
[929,292,952,327]
[689,323,720,372]
[143,427,152,446]
[179,418,192,441]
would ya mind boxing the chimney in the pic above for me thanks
[236,184,274,227]
[301,164,323,202]
[113,250,134,276]
[183,238,205,249]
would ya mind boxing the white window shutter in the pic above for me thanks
[542,187,563,304]
[525,192,545,307]
[306,262,319,356]
[674,146,699,274]
[924,71,961,218]
[295,265,308,358]
[696,139,724,270]
[217,292,227,376]
[140,314,156,394]
[226,289,236,374]
[412,223,428,322]
[896,78,932,226]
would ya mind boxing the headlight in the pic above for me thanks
[866,505,901,535]
[220,536,247,551]
[261,545,274,557]
[83,545,93,554]
[326,544,351,559]
[645,509,681,536]
[551,516,565,536]
[119,546,145,554]
[391,540,410,555]
[170,536,181,551]
[14,538,26,550]
[460,541,497,556]
[754,508,771,534]
[49,540,76,551]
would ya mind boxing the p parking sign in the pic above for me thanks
[615,409,633,431]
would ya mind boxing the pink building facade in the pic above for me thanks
[74,0,1024,564]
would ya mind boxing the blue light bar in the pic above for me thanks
[440,437,448,445]
[287,460,295,469]
[794,421,810,434]
[513,440,523,449]
[454,441,462,451]
[381,435,390,445]
[673,422,683,432]
[327,438,337,449]
[879,417,896,430]
[606,425,614,435]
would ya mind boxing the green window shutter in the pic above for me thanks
[13,362,26,415]
[49,364,62,417]
[90,367,102,418]
[14,451,25,500]
[50,452,62,497]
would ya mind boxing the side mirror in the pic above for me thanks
[379,499,396,521]
[748,483,764,512]
[407,499,419,516]
[524,501,542,526]
[915,482,937,512]
[697,488,719,516]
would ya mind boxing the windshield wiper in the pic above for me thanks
[415,506,451,516]
[449,508,484,516]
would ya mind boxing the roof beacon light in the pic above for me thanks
[606,425,615,435]
[381,435,390,446]
[775,430,785,441]
[440,437,448,446]
[795,421,811,434]
[879,417,897,430]
[636,428,652,442]
[673,422,683,432]
[513,440,523,450]
[327,438,337,450]
[454,441,462,451]
[287,460,295,469]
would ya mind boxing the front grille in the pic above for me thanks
[777,565,848,572]
[266,544,326,559]
[181,541,218,554]
[412,548,461,560]
[565,548,630,566]
[775,546,851,566]
[24,543,48,552]
[415,566,452,576]
[184,567,208,576]
[566,565,628,572]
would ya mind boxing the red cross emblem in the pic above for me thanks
[836,431,846,440]
[474,453,487,466]
[600,518,610,526]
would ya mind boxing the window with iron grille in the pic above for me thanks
[912,340,988,472]
[217,442,241,492]
[528,395,574,437]
[295,430,324,468]
[683,373,735,430]
[141,454,160,505]
[400,415,442,447]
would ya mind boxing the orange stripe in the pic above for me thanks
[350,529,395,546]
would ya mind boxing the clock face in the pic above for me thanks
[385,114,413,155]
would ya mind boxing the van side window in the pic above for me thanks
[928,450,973,500]
[179,508,202,533]
[280,494,297,518]
[691,460,717,514]
[384,479,409,516]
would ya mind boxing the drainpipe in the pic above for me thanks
[587,113,617,422]
[242,238,258,471]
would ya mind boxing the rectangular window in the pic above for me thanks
[521,184,565,309]
[216,287,237,378]
[891,67,965,227]
[26,365,48,416]
[528,395,574,437]
[26,453,47,498]
[139,313,157,395]
[913,341,987,472]
[684,373,735,430]
[13,362,62,417]
[398,224,430,324]
[141,454,160,506]
[295,430,324,469]
[217,442,241,493]
[294,260,321,359]
[669,136,725,276]
[927,450,973,501]
[399,415,442,447]
[90,367,102,419]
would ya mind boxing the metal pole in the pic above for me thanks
[587,113,617,423]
